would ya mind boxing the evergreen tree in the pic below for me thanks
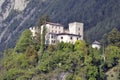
[38,16,49,59]
[102,28,120,47]
[40,25,46,53]
[14,29,32,53]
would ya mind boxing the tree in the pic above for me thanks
[74,40,87,55]
[36,16,50,46]
[105,45,120,68]
[25,46,38,66]
[14,29,32,53]
[40,25,46,53]
[38,16,49,60]
[47,45,56,52]
[103,28,120,47]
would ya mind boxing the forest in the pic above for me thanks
[1,0,120,52]
[0,18,120,80]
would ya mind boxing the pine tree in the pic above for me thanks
[38,16,49,60]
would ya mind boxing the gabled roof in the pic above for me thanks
[92,40,101,45]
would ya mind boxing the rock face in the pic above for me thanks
[14,0,30,11]
[0,0,47,51]
[0,0,120,51]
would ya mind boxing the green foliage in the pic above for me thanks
[57,42,74,52]
[47,45,56,52]
[105,45,120,68]
[66,73,73,80]
[74,40,87,55]
[14,29,32,53]
[107,28,120,47]
[25,46,38,66]
[0,28,120,80]
[101,28,120,47]
[40,25,46,53]
[87,66,99,79]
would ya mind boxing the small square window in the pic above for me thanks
[61,37,63,39]
[52,40,55,43]
[70,37,72,40]
[51,36,53,38]
[77,38,79,40]
[78,28,80,30]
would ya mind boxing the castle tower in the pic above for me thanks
[69,22,84,40]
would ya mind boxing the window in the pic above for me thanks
[51,36,53,38]
[77,37,79,40]
[78,28,80,31]
[61,37,63,39]
[70,36,72,40]
[52,40,55,43]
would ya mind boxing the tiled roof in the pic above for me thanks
[57,33,81,37]
[47,22,63,26]
[92,41,101,45]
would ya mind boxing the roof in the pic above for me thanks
[49,33,57,35]
[46,22,63,26]
[57,33,81,37]
[69,22,84,25]
[92,41,101,45]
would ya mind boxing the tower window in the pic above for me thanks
[77,37,79,40]
[70,36,72,40]
[51,36,53,38]
[61,37,63,39]
[78,28,80,30]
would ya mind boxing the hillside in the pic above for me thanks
[0,0,120,51]
[0,28,120,80]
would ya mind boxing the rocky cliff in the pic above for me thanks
[0,0,48,51]
[0,0,120,51]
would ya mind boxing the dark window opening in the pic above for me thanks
[61,37,63,39]
[70,36,72,40]
[51,36,53,38]
[77,38,79,40]
[52,40,55,43]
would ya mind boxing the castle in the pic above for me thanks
[29,22,84,45]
